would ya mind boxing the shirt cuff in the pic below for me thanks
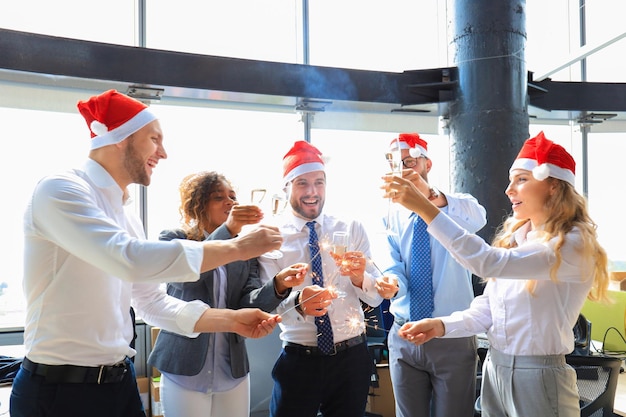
[440,311,474,338]
[175,300,210,337]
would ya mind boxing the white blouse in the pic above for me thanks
[430,213,594,355]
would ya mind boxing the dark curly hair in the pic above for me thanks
[178,171,232,241]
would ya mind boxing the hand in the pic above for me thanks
[375,275,399,299]
[194,307,281,337]
[402,169,431,197]
[398,318,445,345]
[382,175,439,223]
[231,309,282,339]
[298,285,336,317]
[274,263,308,294]
[225,204,263,236]
[335,251,366,288]
[233,225,283,260]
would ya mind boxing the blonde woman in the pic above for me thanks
[382,131,609,417]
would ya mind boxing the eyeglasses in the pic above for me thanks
[401,155,426,168]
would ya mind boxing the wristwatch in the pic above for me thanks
[428,186,440,201]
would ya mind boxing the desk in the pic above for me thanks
[0,385,9,416]
[615,371,626,416]
[0,345,24,417]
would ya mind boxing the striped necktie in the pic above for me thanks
[306,221,335,354]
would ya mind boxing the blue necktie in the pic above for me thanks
[306,221,335,354]
[409,215,434,321]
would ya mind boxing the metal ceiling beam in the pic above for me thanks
[529,75,626,112]
[3,28,626,119]
[0,28,453,108]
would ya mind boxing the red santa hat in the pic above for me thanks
[283,141,325,184]
[77,89,158,150]
[510,131,576,186]
[389,133,428,158]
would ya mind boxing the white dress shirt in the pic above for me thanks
[23,159,209,366]
[259,212,383,346]
[430,213,594,355]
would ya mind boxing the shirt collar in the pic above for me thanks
[83,158,128,205]
[286,212,323,233]
[512,221,534,246]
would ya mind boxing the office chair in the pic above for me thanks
[364,302,388,367]
[363,301,390,417]
[566,354,622,417]
[473,344,488,417]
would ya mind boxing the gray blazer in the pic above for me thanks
[147,224,287,378]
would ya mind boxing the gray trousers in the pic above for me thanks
[481,348,579,417]
[388,322,478,417]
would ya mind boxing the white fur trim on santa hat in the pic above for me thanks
[390,140,428,158]
[283,161,325,184]
[389,141,410,151]
[90,108,157,150]
[510,158,575,186]
[510,157,538,172]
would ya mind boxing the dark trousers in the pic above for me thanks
[270,342,371,417]
[10,359,146,417]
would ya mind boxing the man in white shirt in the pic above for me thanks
[259,141,393,417]
[10,90,282,417]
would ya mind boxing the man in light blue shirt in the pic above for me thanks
[381,133,487,417]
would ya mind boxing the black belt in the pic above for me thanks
[284,333,366,356]
[22,357,129,384]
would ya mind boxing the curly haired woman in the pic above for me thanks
[149,171,303,417]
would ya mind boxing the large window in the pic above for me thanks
[0,0,137,45]
[308,0,446,71]
[145,105,304,239]
[146,1,302,63]
[2,107,88,328]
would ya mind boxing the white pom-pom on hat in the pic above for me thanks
[90,120,108,136]
[409,147,423,158]
[532,164,550,181]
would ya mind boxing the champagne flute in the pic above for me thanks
[328,231,350,298]
[383,141,402,235]
[332,231,349,256]
[250,188,283,259]
[271,193,288,217]
[250,188,266,206]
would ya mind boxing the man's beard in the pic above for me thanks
[290,195,324,220]
[123,138,150,186]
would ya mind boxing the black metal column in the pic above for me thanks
[447,0,529,241]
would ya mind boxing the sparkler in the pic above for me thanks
[342,313,392,334]
[367,258,385,276]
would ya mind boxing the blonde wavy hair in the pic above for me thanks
[491,177,609,302]
[178,171,232,242]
